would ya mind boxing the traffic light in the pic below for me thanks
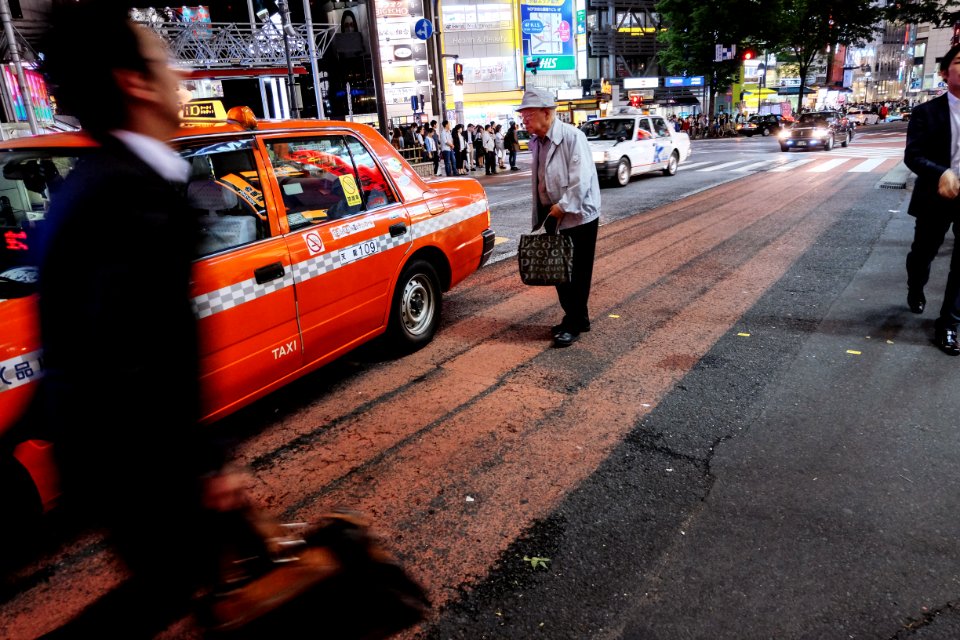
[453,62,464,85]
[743,50,754,61]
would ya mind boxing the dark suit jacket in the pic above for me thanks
[905,94,953,218]
[36,136,221,497]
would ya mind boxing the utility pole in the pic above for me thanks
[277,0,300,118]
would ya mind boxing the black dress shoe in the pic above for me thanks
[907,290,925,314]
[935,328,960,356]
[553,330,580,348]
[552,323,592,336]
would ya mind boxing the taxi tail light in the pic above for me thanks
[227,106,258,130]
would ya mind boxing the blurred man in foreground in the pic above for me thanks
[38,4,246,637]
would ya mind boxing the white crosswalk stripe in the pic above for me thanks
[697,160,750,172]
[768,158,817,172]
[849,157,887,172]
[809,158,849,172]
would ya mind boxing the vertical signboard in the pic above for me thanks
[373,0,430,121]
[1,66,53,124]
[441,3,517,92]
[520,0,576,72]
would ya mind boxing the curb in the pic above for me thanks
[876,160,911,190]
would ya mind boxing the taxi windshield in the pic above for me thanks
[581,119,635,141]
[0,150,82,299]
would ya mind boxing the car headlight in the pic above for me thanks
[813,128,828,138]
[778,129,790,139]
[592,151,605,163]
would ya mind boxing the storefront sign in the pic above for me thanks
[623,77,658,89]
[520,0,575,74]
[664,76,704,87]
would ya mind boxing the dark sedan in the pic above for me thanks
[737,114,783,137]
[778,110,853,152]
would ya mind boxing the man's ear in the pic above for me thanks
[113,68,155,103]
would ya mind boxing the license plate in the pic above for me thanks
[339,239,380,265]
[796,140,807,147]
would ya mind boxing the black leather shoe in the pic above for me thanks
[907,290,925,314]
[552,323,591,336]
[935,328,960,356]
[553,330,580,348]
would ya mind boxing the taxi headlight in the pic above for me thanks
[592,151,606,163]
[813,128,828,138]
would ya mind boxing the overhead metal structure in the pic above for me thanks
[136,20,339,70]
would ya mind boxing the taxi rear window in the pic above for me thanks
[0,150,81,299]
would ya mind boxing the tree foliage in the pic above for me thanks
[656,0,895,111]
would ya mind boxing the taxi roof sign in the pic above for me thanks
[181,99,229,124]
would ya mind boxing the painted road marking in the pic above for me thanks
[849,157,887,172]
[809,158,850,172]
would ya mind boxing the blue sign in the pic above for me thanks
[411,95,419,112]
[522,19,544,34]
[414,18,433,41]
[520,0,575,73]
[665,76,705,87]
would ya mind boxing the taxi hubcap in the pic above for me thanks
[402,275,434,335]
[618,162,628,183]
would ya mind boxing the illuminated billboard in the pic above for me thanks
[520,0,575,72]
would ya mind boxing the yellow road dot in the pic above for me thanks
[494,236,510,245]
[608,314,620,318]
[846,350,861,355]
[737,332,751,337]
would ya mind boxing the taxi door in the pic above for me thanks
[178,138,301,421]
[630,117,657,172]
[259,133,412,366]
[649,116,677,170]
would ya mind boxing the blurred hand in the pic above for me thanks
[939,169,960,199]
[548,204,565,220]
[202,470,251,512]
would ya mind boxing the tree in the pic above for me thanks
[656,0,767,116]
[767,0,881,112]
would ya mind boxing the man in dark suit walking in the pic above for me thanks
[37,5,247,637]
[904,43,960,355]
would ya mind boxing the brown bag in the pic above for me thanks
[205,509,430,640]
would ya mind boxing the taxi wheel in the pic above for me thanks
[615,158,631,187]
[662,151,679,176]
[389,260,441,350]
[824,136,834,151]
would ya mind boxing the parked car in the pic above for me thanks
[581,113,692,187]
[845,108,879,125]
[778,110,854,151]
[736,114,784,137]
[515,129,530,151]
[0,101,495,526]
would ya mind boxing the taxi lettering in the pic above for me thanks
[272,340,297,360]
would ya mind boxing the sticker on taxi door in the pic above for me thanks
[339,239,380,266]
[339,174,363,206]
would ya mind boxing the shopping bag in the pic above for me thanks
[206,509,430,640]
[518,231,574,286]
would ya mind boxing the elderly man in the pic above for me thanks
[517,88,601,347]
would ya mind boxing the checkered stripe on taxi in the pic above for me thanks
[191,199,488,319]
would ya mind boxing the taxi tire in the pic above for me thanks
[388,259,441,351]
[662,151,679,176]
[824,136,834,151]
[615,158,631,187]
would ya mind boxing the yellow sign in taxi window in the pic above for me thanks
[181,100,229,122]
[339,174,363,206]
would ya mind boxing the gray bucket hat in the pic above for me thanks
[517,87,556,110]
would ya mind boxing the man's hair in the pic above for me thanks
[941,44,960,73]
[442,120,449,127]
[42,2,150,137]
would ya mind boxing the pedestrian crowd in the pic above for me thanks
[385,120,523,176]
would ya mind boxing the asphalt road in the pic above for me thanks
[7,122,960,640]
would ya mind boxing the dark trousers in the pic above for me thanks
[485,150,497,174]
[442,149,455,176]
[907,211,960,330]
[431,151,440,175]
[544,215,599,332]
[509,148,517,169]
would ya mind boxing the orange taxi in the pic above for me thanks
[0,103,494,524]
